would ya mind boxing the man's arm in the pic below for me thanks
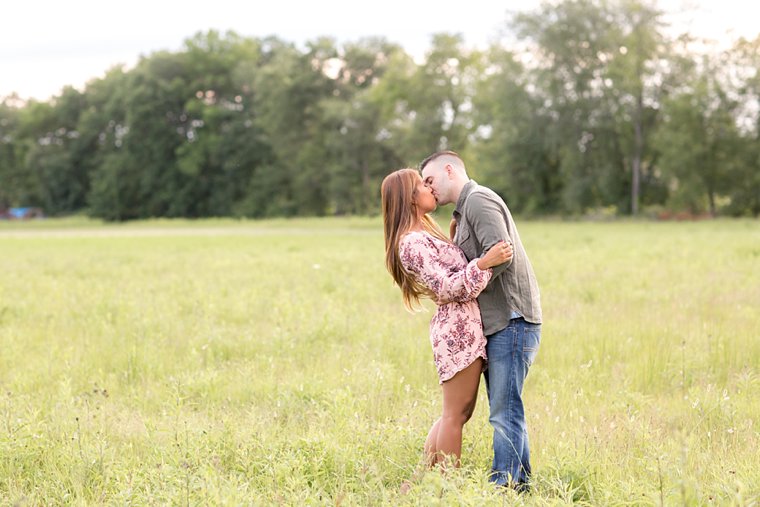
[466,192,513,279]
[449,218,458,240]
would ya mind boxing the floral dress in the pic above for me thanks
[398,231,492,383]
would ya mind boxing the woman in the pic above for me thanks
[381,168,512,468]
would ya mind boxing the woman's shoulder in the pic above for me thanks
[400,229,427,242]
[399,230,433,253]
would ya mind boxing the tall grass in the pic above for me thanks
[1,218,758,505]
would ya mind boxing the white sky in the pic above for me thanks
[2,0,758,101]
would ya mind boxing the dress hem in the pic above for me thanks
[437,353,487,384]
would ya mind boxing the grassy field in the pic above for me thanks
[1,217,758,505]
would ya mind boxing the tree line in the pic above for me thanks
[1,0,759,220]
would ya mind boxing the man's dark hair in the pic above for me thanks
[419,150,462,171]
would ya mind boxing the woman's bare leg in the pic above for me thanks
[424,418,441,465]
[401,419,441,495]
[433,358,483,467]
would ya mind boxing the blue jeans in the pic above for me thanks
[484,317,541,487]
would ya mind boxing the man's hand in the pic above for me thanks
[449,218,458,240]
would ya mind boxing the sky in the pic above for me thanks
[2,0,758,102]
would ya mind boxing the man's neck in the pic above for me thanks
[449,178,470,204]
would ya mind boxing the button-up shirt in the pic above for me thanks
[453,180,542,334]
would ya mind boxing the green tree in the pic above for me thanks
[4,15,758,220]
[0,96,24,207]
[605,0,668,214]
[470,46,562,214]
[173,31,272,217]
[83,67,135,220]
[321,38,406,214]
[724,36,760,216]
[247,37,336,216]
[655,55,742,215]
[510,0,669,214]
[11,88,90,214]
[372,34,482,165]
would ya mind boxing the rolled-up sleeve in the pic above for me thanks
[466,192,513,278]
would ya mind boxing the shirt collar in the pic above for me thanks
[453,180,477,220]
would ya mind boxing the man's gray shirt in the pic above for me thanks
[453,180,542,335]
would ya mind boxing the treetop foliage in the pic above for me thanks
[2,1,759,220]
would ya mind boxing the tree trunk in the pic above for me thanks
[631,24,645,216]
[632,96,643,215]
[361,159,370,215]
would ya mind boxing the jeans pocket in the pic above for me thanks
[522,325,541,368]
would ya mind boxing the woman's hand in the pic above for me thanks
[477,241,513,270]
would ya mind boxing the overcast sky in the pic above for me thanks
[2,0,758,101]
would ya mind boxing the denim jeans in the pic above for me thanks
[484,317,541,487]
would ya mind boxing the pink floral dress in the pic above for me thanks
[399,231,492,383]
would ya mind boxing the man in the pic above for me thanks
[420,150,542,491]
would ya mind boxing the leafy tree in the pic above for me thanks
[510,0,669,214]
[2,15,759,220]
[373,34,482,165]
[321,38,406,214]
[9,88,90,214]
[470,46,562,214]
[724,36,760,216]
[0,96,24,207]
[605,0,669,213]
[84,67,135,220]
[173,31,272,217]
[243,37,337,216]
[655,55,742,215]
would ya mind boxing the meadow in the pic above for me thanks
[0,217,758,506]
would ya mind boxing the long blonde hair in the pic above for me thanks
[381,168,450,311]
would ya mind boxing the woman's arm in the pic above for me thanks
[400,235,510,304]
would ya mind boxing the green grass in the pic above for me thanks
[1,217,758,505]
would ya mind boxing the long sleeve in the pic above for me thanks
[399,233,492,304]
[465,192,513,279]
